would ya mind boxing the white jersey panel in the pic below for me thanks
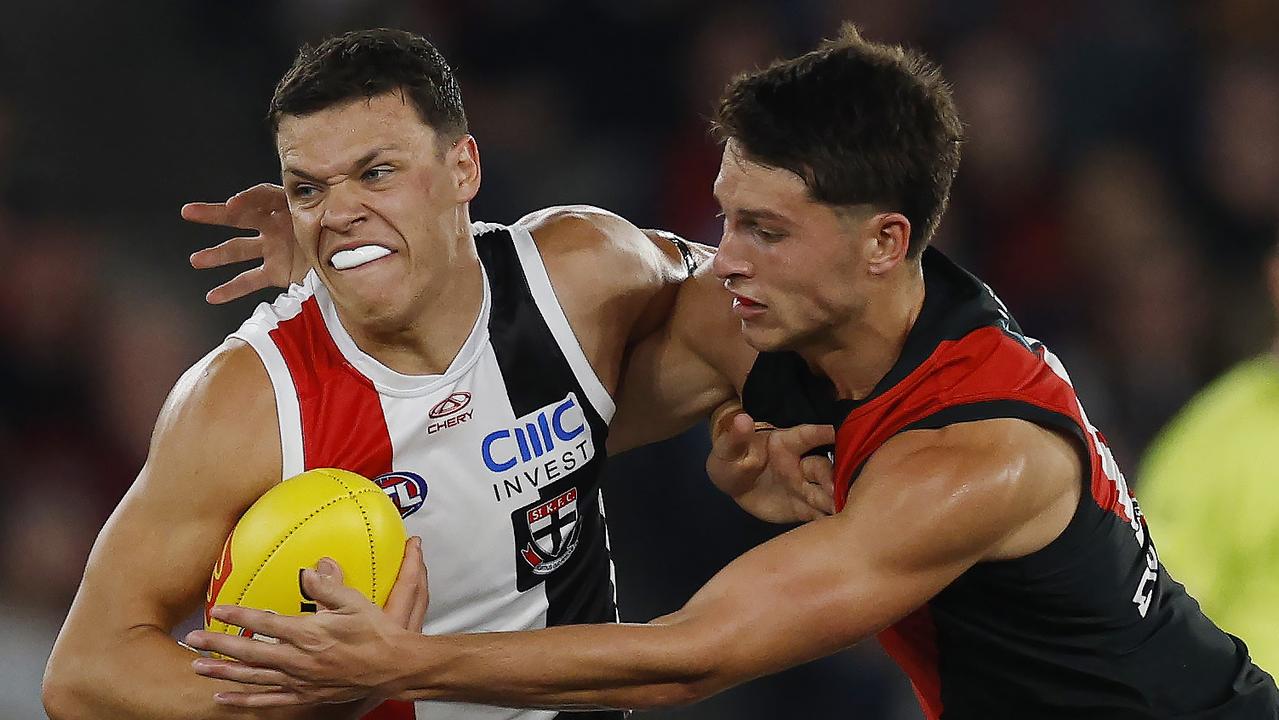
[228,278,314,479]
[240,226,617,720]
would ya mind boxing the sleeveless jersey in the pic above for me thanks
[743,248,1278,719]
[231,223,624,720]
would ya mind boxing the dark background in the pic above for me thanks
[1,1,1275,717]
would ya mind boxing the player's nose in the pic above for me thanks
[319,183,367,233]
[712,231,753,280]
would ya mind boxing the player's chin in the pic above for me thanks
[328,268,407,305]
[738,323,793,353]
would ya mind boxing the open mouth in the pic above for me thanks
[330,245,393,270]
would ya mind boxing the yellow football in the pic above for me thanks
[204,468,408,638]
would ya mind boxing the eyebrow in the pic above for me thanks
[736,208,790,224]
[283,146,397,183]
[711,192,791,224]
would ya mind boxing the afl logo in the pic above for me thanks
[373,471,428,518]
[429,392,471,419]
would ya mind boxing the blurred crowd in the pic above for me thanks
[1,1,1275,717]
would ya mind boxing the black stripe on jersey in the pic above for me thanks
[475,228,623,720]
[899,399,1085,444]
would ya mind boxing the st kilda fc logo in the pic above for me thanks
[511,484,581,589]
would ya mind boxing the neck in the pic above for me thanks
[799,263,926,401]
[341,244,484,377]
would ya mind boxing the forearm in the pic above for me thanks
[390,517,889,711]
[393,621,723,711]
[45,627,360,720]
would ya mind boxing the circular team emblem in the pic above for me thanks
[373,471,429,518]
[429,392,472,419]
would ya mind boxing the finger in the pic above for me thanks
[202,605,302,645]
[192,658,292,688]
[230,182,287,210]
[214,690,309,708]
[408,562,429,632]
[407,538,429,632]
[384,537,425,626]
[206,266,270,305]
[190,236,263,270]
[298,564,369,612]
[181,202,232,226]
[800,455,835,493]
[790,502,826,522]
[710,412,758,463]
[802,476,836,516]
[184,627,297,667]
[318,556,345,585]
[777,424,837,454]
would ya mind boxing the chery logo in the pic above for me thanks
[428,392,474,436]
[429,392,472,419]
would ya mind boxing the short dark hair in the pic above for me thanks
[269,28,467,142]
[713,25,962,257]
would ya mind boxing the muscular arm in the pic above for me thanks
[608,261,755,453]
[42,342,357,720]
[514,206,753,454]
[390,419,1081,709]
[191,418,1081,710]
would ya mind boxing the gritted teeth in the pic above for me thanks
[330,245,392,270]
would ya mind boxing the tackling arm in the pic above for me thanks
[607,260,751,454]
[186,418,1081,711]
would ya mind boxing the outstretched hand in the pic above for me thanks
[184,537,428,708]
[706,403,836,523]
[182,183,304,304]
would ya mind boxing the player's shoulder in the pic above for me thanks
[151,339,277,467]
[515,205,688,284]
[850,418,1082,562]
[870,419,1080,520]
[515,204,635,245]
[886,418,1076,482]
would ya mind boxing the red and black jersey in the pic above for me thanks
[742,248,1278,719]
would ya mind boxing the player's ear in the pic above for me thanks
[450,134,481,203]
[866,212,911,275]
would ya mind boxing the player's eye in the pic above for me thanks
[363,166,393,182]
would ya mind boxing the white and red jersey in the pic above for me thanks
[231,223,623,720]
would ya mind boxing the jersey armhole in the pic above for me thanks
[507,224,617,421]
[227,327,304,481]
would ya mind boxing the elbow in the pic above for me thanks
[44,636,104,720]
[42,659,85,720]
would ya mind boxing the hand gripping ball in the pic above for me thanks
[204,468,408,638]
